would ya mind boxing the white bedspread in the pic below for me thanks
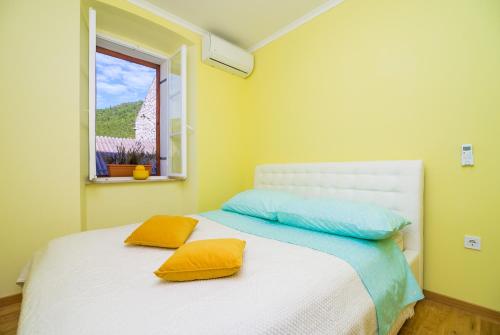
[19,215,377,335]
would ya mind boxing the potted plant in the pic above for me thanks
[106,143,155,177]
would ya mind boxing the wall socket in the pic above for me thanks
[464,235,481,250]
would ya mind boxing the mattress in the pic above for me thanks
[18,215,413,335]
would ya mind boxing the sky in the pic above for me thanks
[96,52,156,109]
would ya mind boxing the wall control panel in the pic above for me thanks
[461,144,474,166]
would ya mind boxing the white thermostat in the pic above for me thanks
[461,144,474,166]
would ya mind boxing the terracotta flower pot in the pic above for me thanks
[107,164,152,177]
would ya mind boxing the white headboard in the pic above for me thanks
[254,160,423,286]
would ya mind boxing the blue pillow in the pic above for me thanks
[222,189,299,221]
[277,197,410,240]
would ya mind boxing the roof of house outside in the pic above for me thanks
[96,136,156,153]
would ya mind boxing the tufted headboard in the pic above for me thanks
[254,160,424,286]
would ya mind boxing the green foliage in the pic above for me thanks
[96,101,143,138]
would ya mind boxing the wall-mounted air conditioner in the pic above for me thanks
[202,33,254,78]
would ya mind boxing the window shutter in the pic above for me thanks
[159,60,169,177]
[88,8,97,181]
[167,45,187,179]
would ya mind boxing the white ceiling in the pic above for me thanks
[141,0,331,50]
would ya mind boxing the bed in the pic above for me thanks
[18,160,424,335]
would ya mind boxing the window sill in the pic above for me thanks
[87,176,184,184]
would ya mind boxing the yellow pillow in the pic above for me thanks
[124,215,198,248]
[154,238,246,281]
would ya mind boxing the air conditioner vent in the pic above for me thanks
[202,34,254,78]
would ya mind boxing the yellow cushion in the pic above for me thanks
[154,239,246,281]
[124,215,198,248]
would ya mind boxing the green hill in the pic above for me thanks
[96,101,143,138]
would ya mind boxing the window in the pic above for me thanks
[88,8,187,181]
[95,47,160,177]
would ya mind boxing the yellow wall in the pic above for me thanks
[246,0,500,310]
[196,64,254,212]
[0,0,82,297]
[80,2,90,231]
[0,0,250,297]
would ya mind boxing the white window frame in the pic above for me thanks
[87,8,188,182]
[166,45,188,179]
[159,60,169,177]
[88,8,97,181]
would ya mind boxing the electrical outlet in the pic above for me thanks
[464,235,481,250]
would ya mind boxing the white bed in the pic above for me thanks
[18,160,423,335]
[254,160,424,287]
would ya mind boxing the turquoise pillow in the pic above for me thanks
[277,197,410,240]
[222,189,299,221]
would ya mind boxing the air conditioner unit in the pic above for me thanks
[202,33,254,78]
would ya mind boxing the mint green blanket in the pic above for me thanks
[201,210,423,335]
